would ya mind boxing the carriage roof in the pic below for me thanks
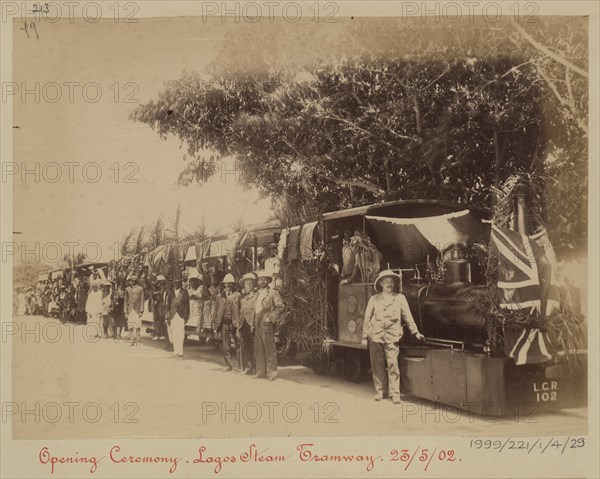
[75,261,108,270]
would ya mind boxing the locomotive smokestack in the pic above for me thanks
[513,182,529,235]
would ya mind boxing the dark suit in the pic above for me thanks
[149,288,168,338]
[239,290,258,373]
[167,287,190,321]
[254,287,284,379]
[215,291,241,368]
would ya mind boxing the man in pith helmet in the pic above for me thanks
[253,270,284,380]
[238,272,258,375]
[363,270,424,404]
[214,273,241,371]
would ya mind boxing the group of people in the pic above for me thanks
[15,286,39,316]
[145,268,284,380]
[18,269,92,320]
[19,235,426,401]
[84,268,141,344]
[81,263,426,398]
[78,259,285,381]
[17,280,61,317]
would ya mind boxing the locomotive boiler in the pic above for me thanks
[403,281,488,348]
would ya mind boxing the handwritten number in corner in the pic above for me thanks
[21,22,40,40]
[32,3,50,14]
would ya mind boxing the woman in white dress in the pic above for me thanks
[86,269,103,338]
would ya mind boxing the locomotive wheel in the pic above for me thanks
[343,352,363,383]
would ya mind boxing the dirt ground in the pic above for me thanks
[9,316,587,439]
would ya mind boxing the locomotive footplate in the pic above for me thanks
[399,349,587,415]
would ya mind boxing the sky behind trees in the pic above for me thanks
[12,16,589,265]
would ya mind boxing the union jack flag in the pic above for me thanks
[490,225,560,365]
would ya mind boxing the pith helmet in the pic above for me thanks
[373,270,402,292]
[239,272,257,288]
[222,273,236,285]
[255,270,273,284]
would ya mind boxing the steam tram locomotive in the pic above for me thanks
[60,195,582,414]
[291,198,587,414]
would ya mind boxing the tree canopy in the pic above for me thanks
[131,17,588,253]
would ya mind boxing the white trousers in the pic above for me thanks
[171,314,185,356]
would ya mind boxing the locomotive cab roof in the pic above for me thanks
[321,199,491,221]
[318,199,491,270]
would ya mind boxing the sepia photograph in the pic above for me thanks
[1,1,598,478]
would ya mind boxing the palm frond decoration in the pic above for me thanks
[278,257,331,366]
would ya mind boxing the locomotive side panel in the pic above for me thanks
[337,283,371,345]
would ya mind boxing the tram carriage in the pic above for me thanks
[182,237,225,342]
[287,199,587,414]
[75,261,109,281]
[37,272,50,282]
[48,268,69,319]
[49,268,64,282]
